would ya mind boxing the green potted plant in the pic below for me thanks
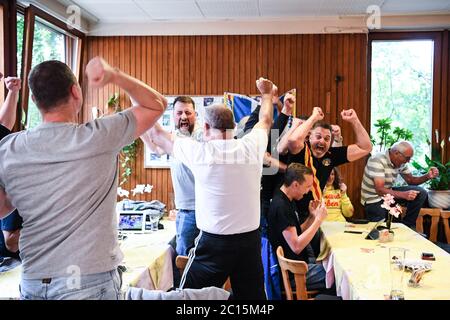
[411,139,450,209]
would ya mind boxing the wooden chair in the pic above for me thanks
[276,246,318,300]
[416,208,441,242]
[440,211,450,244]
[175,255,232,291]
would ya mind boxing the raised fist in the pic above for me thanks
[311,107,324,121]
[256,77,274,95]
[428,167,439,179]
[339,182,347,194]
[86,56,115,88]
[341,109,358,123]
[331,124,341,137]
[283,92,295,110]
[5,77,21,92]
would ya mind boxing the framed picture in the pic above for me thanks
[144,95,223,168]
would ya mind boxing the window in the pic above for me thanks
[26,19,67,129]
[17,13,24,78]
[370,40,434,166]
[16,4,84,130]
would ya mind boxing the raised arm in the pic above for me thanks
[277,117,301,155]
[140,128,166,156]
[287,107,324,154]
[85,57,167,139]
[141,122,174,156]
[401,167,439,185]
[341,109,372,162]
[0,77,21,130]
[253,77,274,133]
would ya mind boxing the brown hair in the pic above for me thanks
[28,60,78,112]
[284,163,313,186]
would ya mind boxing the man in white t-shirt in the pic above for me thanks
[149,77,275,300]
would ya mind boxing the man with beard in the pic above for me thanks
[141,96,201,257]
[283,107,372,256]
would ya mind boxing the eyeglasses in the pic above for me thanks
[397,150,412,162]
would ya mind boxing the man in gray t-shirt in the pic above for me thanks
[141,96,201,258]
[0,58,167,300]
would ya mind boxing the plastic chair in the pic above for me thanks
[175,255,232,291]
[416,208,441,242]
[276,246,318,300]
[440,211,450,244]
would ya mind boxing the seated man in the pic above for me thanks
[267,163,328,291]
[361,141,439,228]
[0,210,22,260]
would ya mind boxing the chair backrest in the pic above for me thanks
[175,255,232,292]
[416,208,441,242]
[276,246,309,300]
[440,211,450,244]
[175,255,189,274]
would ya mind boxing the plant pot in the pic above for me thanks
[427,190,450,209]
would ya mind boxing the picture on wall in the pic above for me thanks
[144,95,223,168]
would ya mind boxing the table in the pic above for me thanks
[0,219,176,299]
[120,219,176,293]
[320,221,450,300]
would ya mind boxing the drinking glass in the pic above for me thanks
[389,247,406,300]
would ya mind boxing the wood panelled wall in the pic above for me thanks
[82,34,369,215]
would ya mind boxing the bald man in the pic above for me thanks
[361,141,439,228]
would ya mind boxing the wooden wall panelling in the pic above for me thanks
[84,34,370,214]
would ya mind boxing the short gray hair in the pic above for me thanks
[204,104,235,131]
[391,141,414,154]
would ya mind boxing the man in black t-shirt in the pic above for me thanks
[278,107,372,257]
[281,107,372,218]
[0,75,22,260]
[267,163,328,290]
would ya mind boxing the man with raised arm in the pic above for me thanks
[278,107,372,256]
[141,96,202,258]
[0,57,167,299]
[0,75,23,261]
[148,77,275,300]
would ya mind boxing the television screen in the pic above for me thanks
[118,213,144,231]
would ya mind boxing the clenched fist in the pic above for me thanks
[256,77,274,95]
[403,190,420,201]
[86,57,116,88]
[341,109,358,123]
[5,77,21,92]
[311,107,324,121]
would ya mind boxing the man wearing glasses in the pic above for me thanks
[361,141,439,229]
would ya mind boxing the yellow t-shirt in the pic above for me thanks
[323,185,354,222]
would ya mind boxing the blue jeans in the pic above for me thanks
[175,209,199,256]
[288,262,326,291]
[19,269,122,300]
[365,186,428,228]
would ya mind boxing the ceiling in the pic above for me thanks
[65,0,450,23]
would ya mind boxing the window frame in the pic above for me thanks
[18,4,85,130]
[367,31,444,161]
